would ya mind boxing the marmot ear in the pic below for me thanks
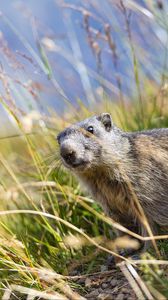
[97,113,112,132]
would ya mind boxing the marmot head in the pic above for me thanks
[57,113,122,173]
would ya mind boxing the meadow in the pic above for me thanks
[0,1,168,299]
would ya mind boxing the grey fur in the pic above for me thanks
[57,113,168,253]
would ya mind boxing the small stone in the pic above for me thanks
[101,265,108,272]
[116,294,124,300]
[85,277,92,288]
[98,287,103,293]
[121,287,129,294]
[104,289,113,294]
[86,289,99,298]
[106,276,112,283]
[110,279,118,287]
[71,270,78,276]
[98,293,112,300]
[78,278,85,284]
[102,283,108,289]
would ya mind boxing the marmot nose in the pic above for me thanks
[60,144,76,164]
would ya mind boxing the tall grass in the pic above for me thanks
[0,1,168,299]
[0,96,167,299]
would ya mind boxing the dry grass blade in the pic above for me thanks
[0,12,73,109]
[0,209,132,263]
[54,279,87,300]
[2,285,68,300]
[119,261,153,299]
[133,259,168,265]
[7,178,168,243]
[0,2,168,298]
[64,11,95,105]
[75,194,168,242]
[126,262,154,299]
[0,262,116,281]
[119,262,145,299]
[42,37,121,97]
[123,0,154,19]
[122,170,160,257]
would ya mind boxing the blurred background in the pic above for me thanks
[0,0,168,135]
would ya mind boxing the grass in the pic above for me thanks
[0,96,167,299]
[0,1,168,299]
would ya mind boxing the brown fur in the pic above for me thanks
[58,114,168,254]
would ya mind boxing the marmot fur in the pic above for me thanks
[57,113,168,253]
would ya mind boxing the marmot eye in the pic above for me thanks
[87,126,94,134]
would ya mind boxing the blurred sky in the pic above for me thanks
[0,0,168,134]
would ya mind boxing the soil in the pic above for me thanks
[71,262,137,300]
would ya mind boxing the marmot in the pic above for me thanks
[57,113,168,253]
